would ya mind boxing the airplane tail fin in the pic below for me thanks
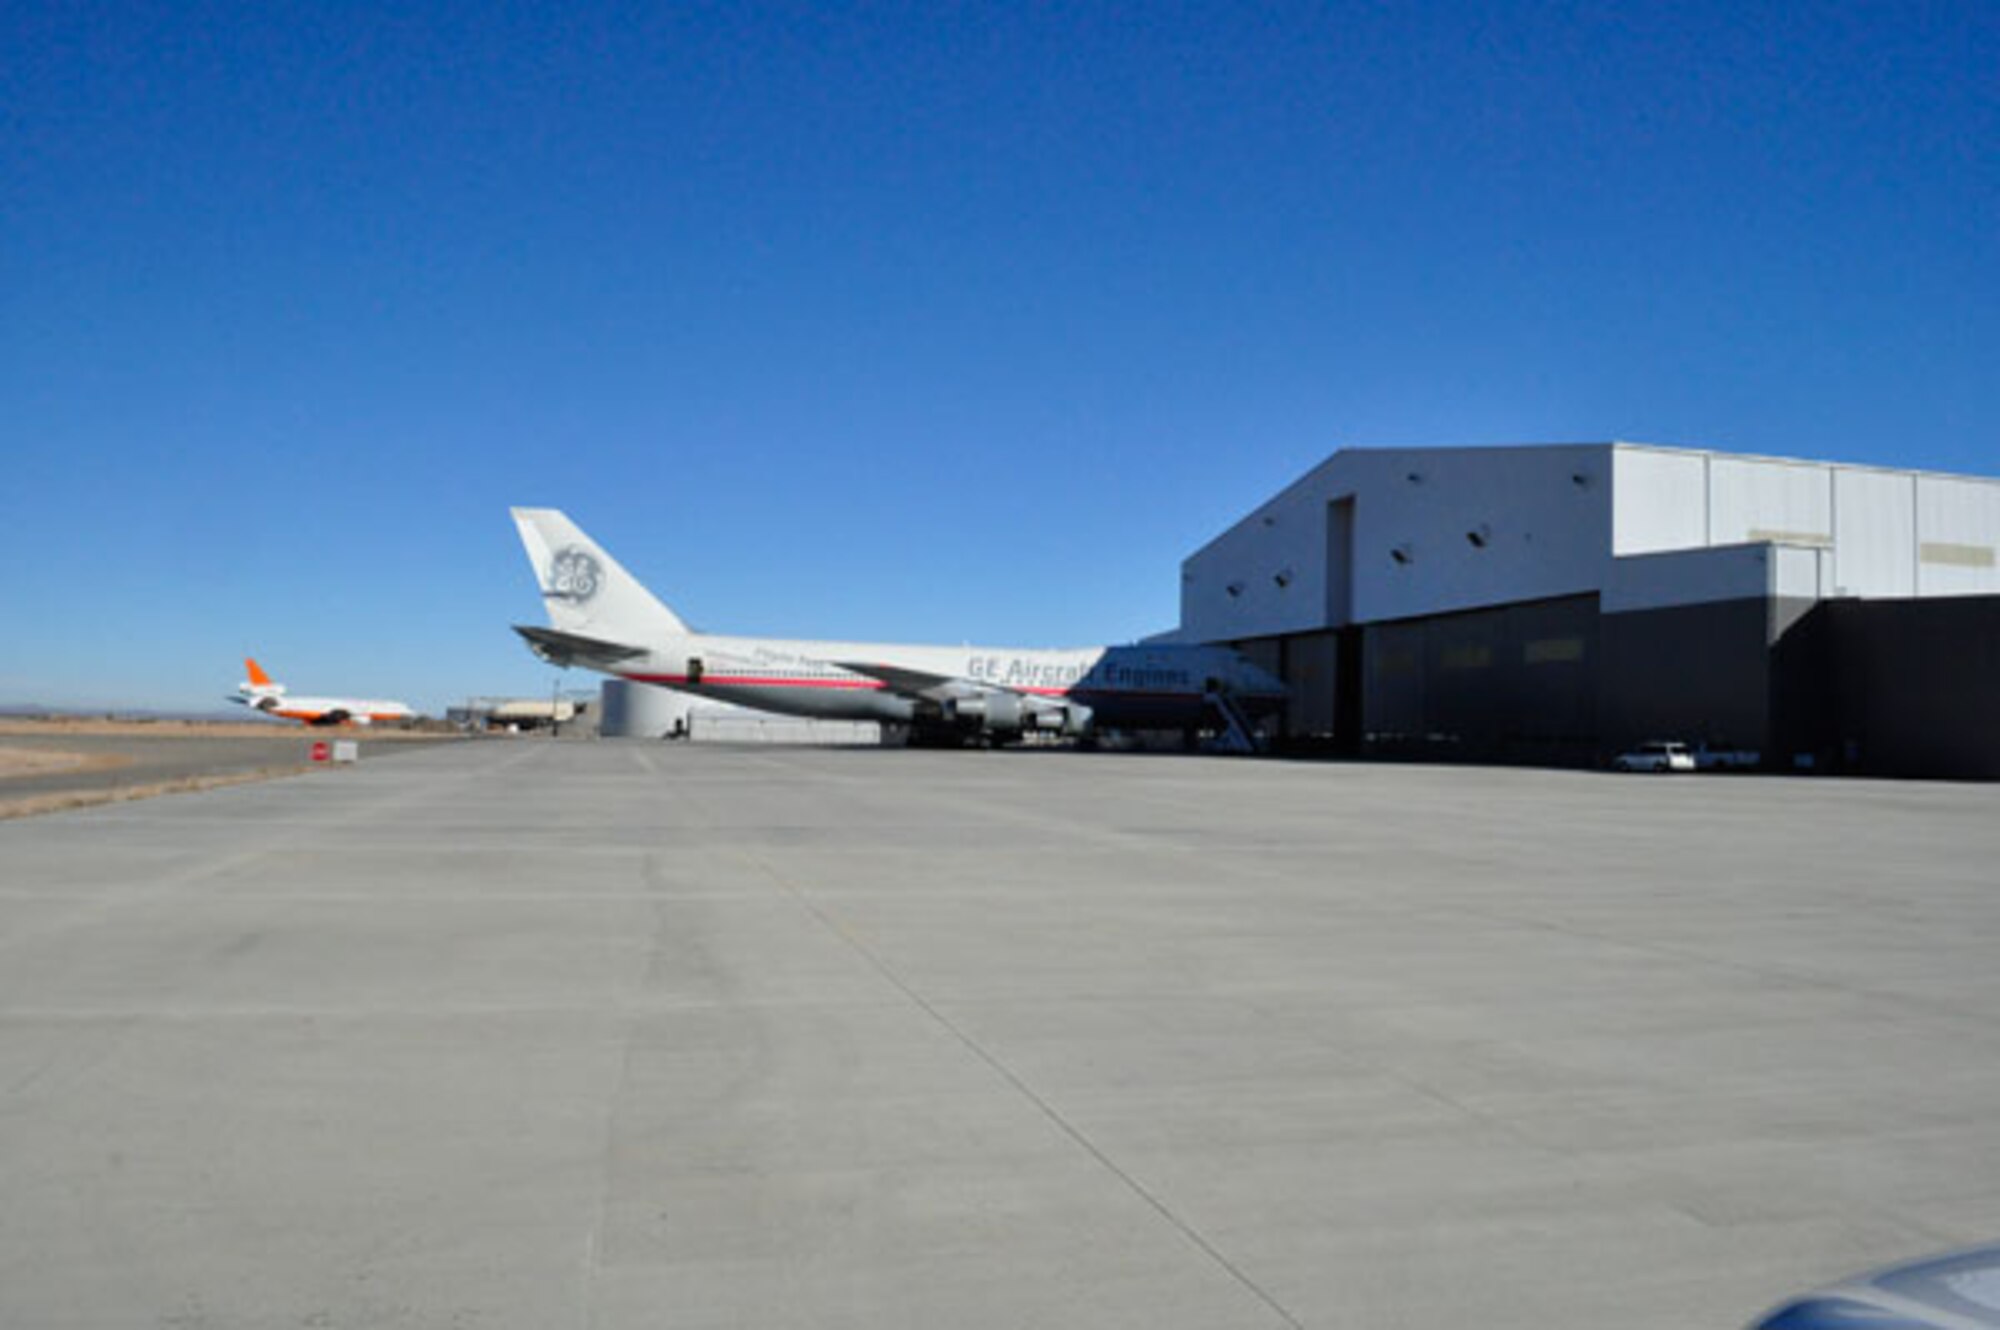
[240,658,284,697]
[510,508,691,646]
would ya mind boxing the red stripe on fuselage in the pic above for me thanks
[630,673,885,691]
[627,673,1213,703]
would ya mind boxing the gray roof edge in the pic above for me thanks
[1610,440,2000,485]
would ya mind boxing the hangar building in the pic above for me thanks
[1181,443,2000,779]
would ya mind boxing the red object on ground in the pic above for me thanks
[310,742,330,763]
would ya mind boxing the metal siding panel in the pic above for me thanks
[1600,599,1772,753]
[1613,448,1708,554]
[1281,630,1340,737]
[1510,597,1600,748]
[1358,596,1600,762]
[1350,445,1611,624]
[1180,507,1318,641]
[1823,597,2000,777]
[1772,545,1825,600]
[1831,468,1916,598]
[1362,619,1427,742]
[1185,446,1616,639]
[1603,544,1772,613]
[1915,475,2000,597]
[1709,457,1833,548]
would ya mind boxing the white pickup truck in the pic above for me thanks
[1612,741,1696,773]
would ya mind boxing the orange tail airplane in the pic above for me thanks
[230,657,415,727]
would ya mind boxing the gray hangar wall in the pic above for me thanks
[1361,596,1601,764]
[1235,592,1771,766]
[1772,595,2000,780]
[1241,590,2000,778]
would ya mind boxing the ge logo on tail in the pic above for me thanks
[546,547,603,603]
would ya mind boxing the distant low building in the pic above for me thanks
[449,695,593,732]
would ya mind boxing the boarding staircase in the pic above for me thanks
[1203,684,1261,755]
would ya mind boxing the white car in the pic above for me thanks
[1748,1241,2000,1327]
[1612,741,1695,772]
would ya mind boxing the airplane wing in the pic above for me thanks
[513,625,648,670]
[830,661,982,701]
[834,659,1089,736]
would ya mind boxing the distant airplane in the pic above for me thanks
[509,508,1287,748]
[229,658,415,727]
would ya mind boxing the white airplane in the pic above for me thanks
[229,657,416,727]
[509,508,1287,747]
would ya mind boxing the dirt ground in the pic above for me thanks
[0,746,128,779]
[0,719,462,819]
[0,717,449,740]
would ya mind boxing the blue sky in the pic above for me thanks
[4,1,1993,713]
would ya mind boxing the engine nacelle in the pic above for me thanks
[950,694,1095,740]
[950,692,1025,733]
[1041,702,1093,737]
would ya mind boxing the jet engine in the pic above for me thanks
[946,694,1093,741]
[948,692,1024,733]
[1041,701,1094,737]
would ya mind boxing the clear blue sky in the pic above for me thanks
[4,2,1993,713]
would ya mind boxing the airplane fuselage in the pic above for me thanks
[229,657,415,727]
[232,692,414,726]
[618,633,1281,733]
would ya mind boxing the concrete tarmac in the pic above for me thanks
[3,741,1998,1329]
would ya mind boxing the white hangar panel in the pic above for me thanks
[1181,445,1617,641]
[1832,468,1916,598]
[1344,445,1612,624]
[1915,475,2000,597]
[1180,474,1336,641]
[1709,456,1833,548]
[1612,447,1708,554]
[1773,543,1830,600]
